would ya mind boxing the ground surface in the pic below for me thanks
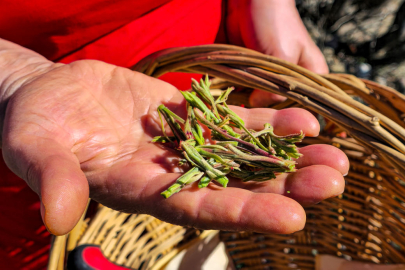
[297,0,405,93]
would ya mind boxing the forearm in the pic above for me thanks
[0,38,56,142]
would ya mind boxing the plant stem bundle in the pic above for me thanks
[153,76,304,198]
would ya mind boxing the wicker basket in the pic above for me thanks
[49,44,405,270]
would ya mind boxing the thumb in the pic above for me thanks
[249,49,292,107]
[3,136,89,235]
[249,44,328,108]
[298,41,329,74]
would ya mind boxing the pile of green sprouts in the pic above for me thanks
[153,76,304,198]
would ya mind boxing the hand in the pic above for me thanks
[1,57,347,236]
[226,0,329,107]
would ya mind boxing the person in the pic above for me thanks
[0,0,348,268]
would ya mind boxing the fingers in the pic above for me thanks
[249,41,329,108]
[296,145,350,175]
[229,106,320,136]
[282,165,345,205]
[228,144,348,205]
[118,169,306,234]
[3,136,89,235]
[249,90,287,108]
[165,185,306,234]
[93,143,345,233]
[298,41,329,74]
[93,150,305,234]
[229,165,345,206]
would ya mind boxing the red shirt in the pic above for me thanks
[0,0,222,268]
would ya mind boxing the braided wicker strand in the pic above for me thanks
[133,45,405,268]
[49,45,405,269]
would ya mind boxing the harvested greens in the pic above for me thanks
[153,76,305,198]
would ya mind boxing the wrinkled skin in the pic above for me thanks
[2,60,348,235]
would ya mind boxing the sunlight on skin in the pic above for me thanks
[227,0,329,107]
[1,60,346,236]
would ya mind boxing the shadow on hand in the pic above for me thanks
[140,99,187,138]
[150,144,189,173]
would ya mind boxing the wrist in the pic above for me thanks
[0,39,58,143]
[0,40,56,98]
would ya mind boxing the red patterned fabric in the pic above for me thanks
[0,0,222,268]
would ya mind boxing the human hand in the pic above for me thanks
[226,0,329,107]
[0,43,347,236]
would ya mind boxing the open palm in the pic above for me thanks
[2,60,348,235]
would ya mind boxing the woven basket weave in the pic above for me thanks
[49,44,405,270]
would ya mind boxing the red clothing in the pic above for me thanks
[0,0,222,268]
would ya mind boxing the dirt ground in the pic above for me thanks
[297,0,405,93]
